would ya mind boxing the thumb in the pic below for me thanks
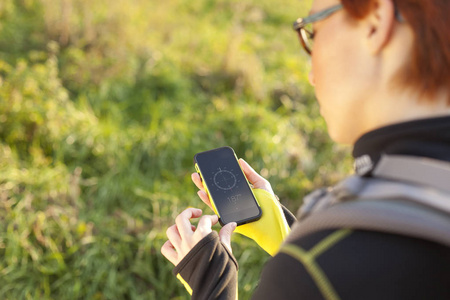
[219,222,237,252]
[239,159,263,184]
[239,159,274,194]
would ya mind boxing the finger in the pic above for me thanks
[210,214,219,226]
[175,208,202,238]
[191,173,205,191]
[161,240,178,266]
[239,159,264,185]
[198,214,219,229]
[194,215,219,237]
[166,224,181,249]
[219,222,237,253]
[197,190,212,208]
[239,159,274,193]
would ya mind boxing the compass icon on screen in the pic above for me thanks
[213,168,237,190]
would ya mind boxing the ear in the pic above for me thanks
[365,0,396,55]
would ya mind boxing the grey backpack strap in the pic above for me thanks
[346,176,450,214]
[292,155,450,247]
[373,154,450,193]
[287,199,450,247]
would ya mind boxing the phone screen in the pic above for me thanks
[194,147,262,225]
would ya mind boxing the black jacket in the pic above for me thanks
[173,116,450,299]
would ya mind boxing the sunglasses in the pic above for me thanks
[293,3,404,55]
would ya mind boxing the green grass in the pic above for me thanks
[0,0,352,298]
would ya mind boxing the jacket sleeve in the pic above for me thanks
[173,231,238,300]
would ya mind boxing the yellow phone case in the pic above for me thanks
[234,188,291,256]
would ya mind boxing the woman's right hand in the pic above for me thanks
[191,158,276,211]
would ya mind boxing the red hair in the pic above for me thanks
[341,0,450,102]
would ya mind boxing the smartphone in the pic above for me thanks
[194,146,262,226]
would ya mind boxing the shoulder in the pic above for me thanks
[253,228,450,300]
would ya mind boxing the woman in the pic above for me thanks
[161,0,450,298]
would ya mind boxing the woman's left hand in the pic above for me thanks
[161,208,237,266]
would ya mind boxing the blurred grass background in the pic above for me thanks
[0,0,352,299]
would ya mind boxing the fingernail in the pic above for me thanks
[231,222,237,230]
